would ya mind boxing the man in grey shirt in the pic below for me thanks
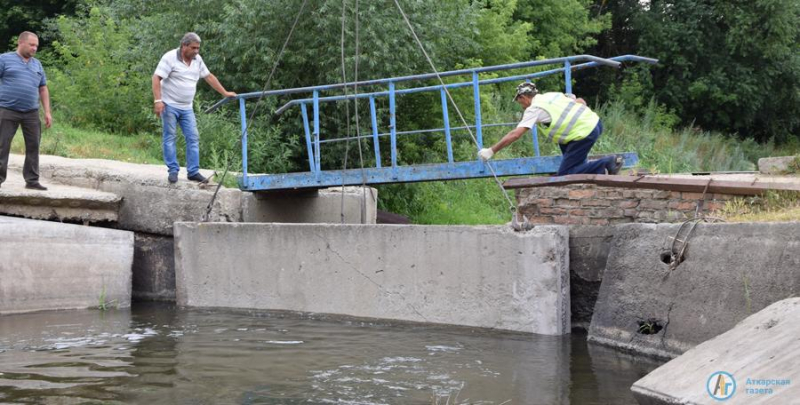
[0,31,52,191]
[152,32,235,184]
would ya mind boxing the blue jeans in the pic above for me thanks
[161,103,200,176]
[556,121,615,176]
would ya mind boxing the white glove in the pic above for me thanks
[478,148,494,161]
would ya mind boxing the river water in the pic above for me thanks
[0,303,661,404]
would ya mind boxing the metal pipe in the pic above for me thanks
[441,88,453,163]
[316,122,519,143]
[206,55,625,113]
[473,72,483,151]
[239,98,248,182]
[370,96,381,168]
[300,103,315,172]
[313,90,321,176]
[564,60,572,94]
[389,81,397,178]
[273,54,658,115]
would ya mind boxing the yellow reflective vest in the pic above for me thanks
[532,92,600,144]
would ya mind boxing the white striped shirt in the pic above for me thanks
[154,49,210,110]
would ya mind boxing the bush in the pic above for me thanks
[46,6,154,135]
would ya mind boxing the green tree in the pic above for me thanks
[590,0,800,143]
[654,0,799,142]
[0,0,79,49]
[47,6,154,134]
[514,0,609,58]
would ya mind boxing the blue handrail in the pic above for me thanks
[208,54,657,191]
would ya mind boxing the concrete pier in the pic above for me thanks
[631,298,800,404]
[0,216,133,314]
[589,222,800,359]
[174,223,571,335]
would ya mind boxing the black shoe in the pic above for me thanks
[607,156,624,175]
[168,172,178,183]
[187,173,208,183]
[25,182,48,191]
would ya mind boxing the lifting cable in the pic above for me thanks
[338,0,374,224]
[390,0,530,230]
[202,0,310,222]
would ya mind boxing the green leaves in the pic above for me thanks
[47,6,153,134]
[632,0,800,142]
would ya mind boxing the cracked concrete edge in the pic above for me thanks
[0,205,118,223]
[587,334,683,361]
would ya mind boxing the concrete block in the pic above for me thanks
[175,223,570,335]
[242,186,377,224]
[758,156,799,174]
[11,155,379,235]
[9,154,242,236]
[0,172,120,223]
[631,298,800,404]
[111,183,241,235]
[568,225,615,330]
[0,216,133,314]
[589,222,800,359]
[132,233,175,301]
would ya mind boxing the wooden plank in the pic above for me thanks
[503,174,800,196]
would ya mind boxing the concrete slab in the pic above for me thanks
[758,156,800,174]
[631,298,800,404]
[0,170,120,223]
[588,222,800,359]
[174,223,570,335]
[9,154,238,235]
[242,186,377,224]
[9,154,377,235]
[0,216,133,314]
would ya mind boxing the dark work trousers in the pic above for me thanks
[0,108,41,184]
[556,120,614,176]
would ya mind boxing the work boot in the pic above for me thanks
[168,172,178,183]
[607,156,624,175]
[25,182,48,191]
[187,173,208,183]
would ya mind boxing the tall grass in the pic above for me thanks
[592,100,795,173]
[10,112,163,164]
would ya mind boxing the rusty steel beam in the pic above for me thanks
[502,174,800,196]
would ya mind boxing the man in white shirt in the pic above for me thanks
[152,32,236,184]
[479,82,621,176]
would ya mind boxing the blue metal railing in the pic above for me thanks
[207,54,657,191]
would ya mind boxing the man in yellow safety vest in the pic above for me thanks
[478,82,622,176]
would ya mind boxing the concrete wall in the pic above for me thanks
[589,222,800,359]
[242,187,377,224]
[0,216,133,314]
[174,223,571,335]
[632,298,800,404]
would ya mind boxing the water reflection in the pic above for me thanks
[0,304,661,404]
